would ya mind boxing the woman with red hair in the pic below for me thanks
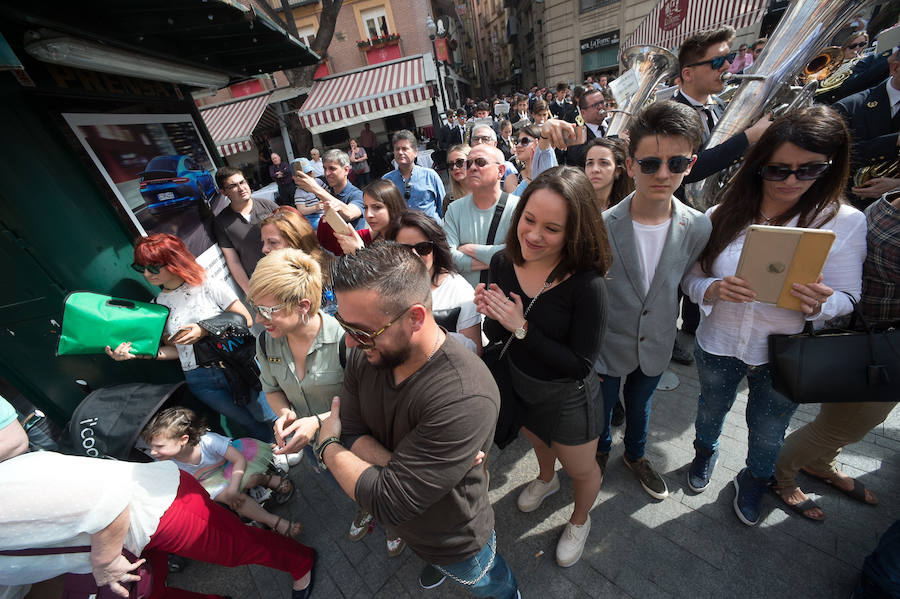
[105,233,276,441]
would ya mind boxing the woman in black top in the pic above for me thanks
[475,166,612,568]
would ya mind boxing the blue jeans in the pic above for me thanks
[598,368,662,461]
[184,366,276,442]
[432,530,518,599]
[693,344,798,479]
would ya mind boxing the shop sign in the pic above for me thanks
[580,30,619,54]
[659,0,689,31]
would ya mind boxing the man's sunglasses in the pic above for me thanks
[449,158,467,170]
[471,135,494,144]
[466,157,500,169]
[400,241,435,256]
[131,263,164,274]
[759,162,831,181]
[686,52,737,70]
[250,302,286,320]
[404,180,411,200]
[635,156,694,175]
[334,306,413,349]
[515,137,534,147]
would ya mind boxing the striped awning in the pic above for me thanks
[298,56,434,134]
[625,0,767,54]
[198,93,270,156]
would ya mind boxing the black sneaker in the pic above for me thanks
[671,340,694,365]
[687,445,718,493]
[418,564,446,589]
[611,399,625,427]
[623,456,669,499]
[733,468,770,526]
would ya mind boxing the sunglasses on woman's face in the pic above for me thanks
[250,302,287,320]
[400,241,435,256]
[131,263,164,274]
[847,41,867,50]
[759,162,831,181]
[515,137,534,147]
[449,158,467,170]
[634,156,693,175]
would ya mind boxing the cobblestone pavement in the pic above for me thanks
[170,336,899,598]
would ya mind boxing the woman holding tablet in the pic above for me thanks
[680,106,867,526]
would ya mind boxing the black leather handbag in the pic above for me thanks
[769,302,900,404]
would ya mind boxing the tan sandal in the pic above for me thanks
[273,516,302,539]
[269,474,295,505]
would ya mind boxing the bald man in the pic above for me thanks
[443,145,520,287]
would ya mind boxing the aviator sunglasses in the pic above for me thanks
[759,162,831,181]
[686,52,737,70]
[334,306,414,349]
[466,157,501,169]
[131,263,164,274]
[635,156,694,175]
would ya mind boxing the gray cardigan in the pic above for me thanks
[595,194,711,377]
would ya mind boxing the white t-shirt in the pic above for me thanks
[171,431,230,495]
[432,272,481,353]
[155,278,238,371]
[633,219,670,296]
[0,452,179,585]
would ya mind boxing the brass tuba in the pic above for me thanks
[687,0,875,209]
[605,45,678,138]
[803,47,845,83]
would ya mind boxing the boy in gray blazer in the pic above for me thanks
[594,101,712,499]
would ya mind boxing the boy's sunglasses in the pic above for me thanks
[686,52,737,70]
[515,137,534,147]
[131,263,164,274]
[635,156,694,175]
[759,162,831,181]
[400,241,435,256]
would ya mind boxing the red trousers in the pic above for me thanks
[143,471,313,599]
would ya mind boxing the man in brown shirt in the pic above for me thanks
[317,242,520,598]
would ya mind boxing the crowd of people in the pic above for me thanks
[2,16,900,599]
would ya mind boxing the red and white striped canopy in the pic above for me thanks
[198,93,270,157]
[625,0,767,54]
[298,56,433,134]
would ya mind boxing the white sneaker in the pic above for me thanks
[516,473,560,513]
[286,451,303,466]
[272,453,289,473]
[556,515,591,567]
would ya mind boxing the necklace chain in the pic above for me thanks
[426,329,442,361]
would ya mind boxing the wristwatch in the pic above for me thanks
[513,321,528,340]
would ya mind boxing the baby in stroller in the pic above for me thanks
[142,406,301,539]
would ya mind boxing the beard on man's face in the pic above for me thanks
[365,341,412,370]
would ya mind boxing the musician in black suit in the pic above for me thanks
[549,82,576,123]
[835,47,900,207]
[564,89,608,168]
[675,27,771,188]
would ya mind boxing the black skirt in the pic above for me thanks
[507,357,601,446]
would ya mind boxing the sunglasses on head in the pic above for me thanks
[250,302,286,320]
[635,156,694,175]
[466,157,499,169]
[131,263,164,274]
[333,306,413,349]
[686,51,737,69]
[759,162,831,181]
[515,137,534,147]
[449,158,467,169]
[400,240,435,256]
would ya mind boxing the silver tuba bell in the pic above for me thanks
[687,0,875,210]
[605,45,678,138]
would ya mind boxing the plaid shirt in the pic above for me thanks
[861,193,900,324]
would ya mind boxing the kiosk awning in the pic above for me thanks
[625,0,767,52]
[199,93,270,156]
[298,56,433,134]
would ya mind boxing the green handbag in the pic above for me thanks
[56,291,170,357]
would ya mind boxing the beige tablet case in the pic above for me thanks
[735,225,835,311]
